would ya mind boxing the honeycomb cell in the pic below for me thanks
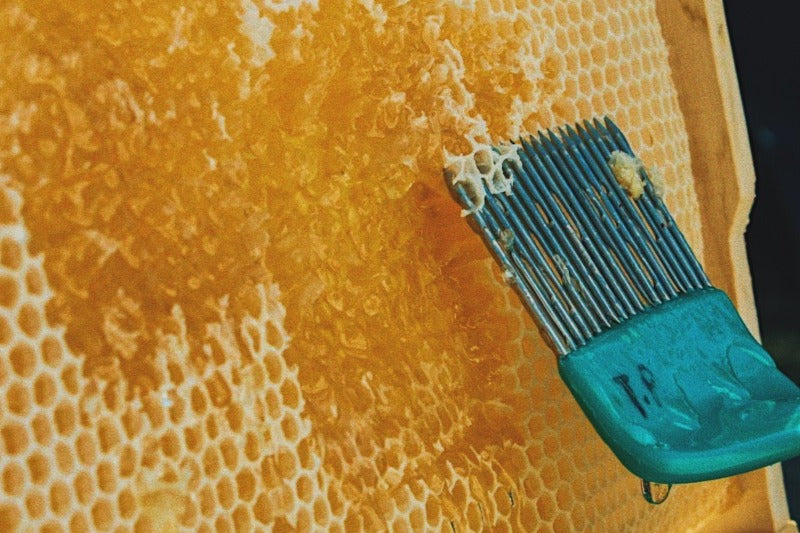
[5,380,30,415]
[17,301,42,338]
[314,496,331,526]
[160,429,181,458]
[190,386,208,415]
[0,238,22,270]
[215,515,234,533]
[25,490,48,522]
[41,335,63,367]
[33,372,57,407]
[555,483,575,512]
[226,505,247,531]
[96,418,121,454]
[296,473,314,503]
[275,448,298,480]
[181,499,200,529]
[183,424,204,453]
[243,432,259,462]
[69,512,91,533]
[253,493,272,524]
[41,522,66,533]
[0,503,21,531]
[97,461,116,494]
[9,342,36,378]
[27,451,50,485]
[553,511,572,532]
[205,371,232,408]
[296,507,313,531]
[74,471,95,506]
[537,492,558,522]
[281,415,299,442]
[54,440,75,474]
[203,447,222,479]
[0,188,17,223]
[114,446,135,481]
[1,422,29,455]
[50,480,73,516]
[216,476,236,510]
[409,506,426,530]
[264,356,283,384]
[199,484,216,518]
[25,266,44,295]
[0,318,11,347]
[75,431,97,467]
[60,364,80,396]
[0,275,18,307]
[92,498,115,531]
[204,416,219,440]
[219,437,239,471]
[2,461,25,497]
[225,403,243,433]
[280,380,300,410]
[265,388,282,418]
[54,401,78,437]
[236,469,256,502]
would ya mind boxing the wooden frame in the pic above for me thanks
[656,0,795,531]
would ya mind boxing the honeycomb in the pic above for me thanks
[0,0,774,531]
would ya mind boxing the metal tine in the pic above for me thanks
[454,186,573,354]
[517,139,637,320]
[572,121,681,285]
[594,119,705,289]
[521,136,640,318]
[500,158,619,328]
[567,123,680,299]
[494,174,610,331]
[590,119,706,290]
[480,199,586,346]
[582,118,696,292]
[564,123,677,301]
[447,118,715,358]
[543,128,665,306]
[527,134,646,313]
[484,184,600,339]
[601,118,710,287]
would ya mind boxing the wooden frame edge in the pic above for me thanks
[655,0,792,530]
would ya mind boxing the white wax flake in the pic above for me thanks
[608,150,644,199]
[265,0,319,13]
[167,6,190,54]
[211,101,233,141]
[239,0,276,67]
[203,150,218,171]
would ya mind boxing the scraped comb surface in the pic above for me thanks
[453,118,709,353]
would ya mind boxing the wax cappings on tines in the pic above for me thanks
[452,118,708,354]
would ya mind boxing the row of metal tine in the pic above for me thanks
[451,117,709,355]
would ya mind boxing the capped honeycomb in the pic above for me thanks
[0,0,774,532]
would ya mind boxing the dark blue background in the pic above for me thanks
[724,1,800,517]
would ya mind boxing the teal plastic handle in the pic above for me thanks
[558,288,800,484]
